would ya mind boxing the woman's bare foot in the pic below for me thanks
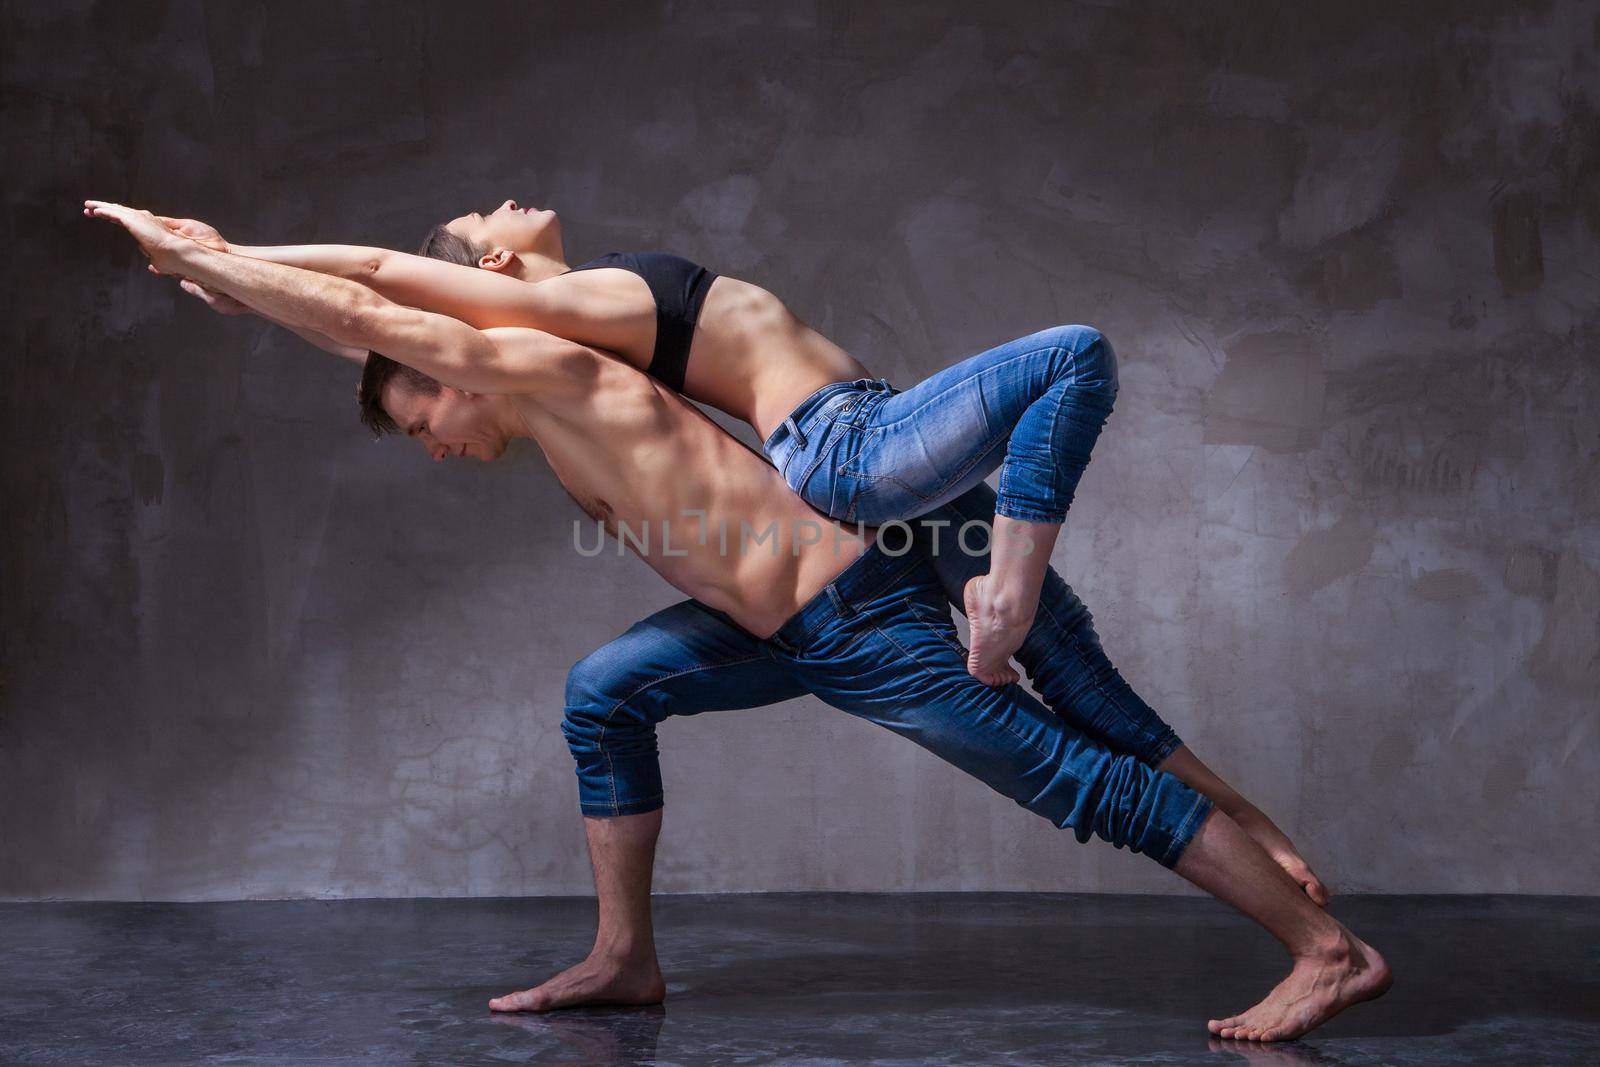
[488,951,666,1012]
[1207,928,1392,1042]
[1228,806,1331,906]
[962,575,1031,686]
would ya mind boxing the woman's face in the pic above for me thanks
[445,198,562,264]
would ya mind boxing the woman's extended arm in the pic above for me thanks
[156,216,574,330]
[227,242,569,330]
[151,215,647,360]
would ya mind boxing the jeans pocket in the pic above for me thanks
[897,596,970,661]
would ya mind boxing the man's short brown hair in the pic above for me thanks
[353,221,489,436]
[357,353,441,437]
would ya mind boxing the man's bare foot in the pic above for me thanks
[1229,806,1331,906]
[962,575,1031,686]
[1207,928,1392,1042]
[489,951,666,1012]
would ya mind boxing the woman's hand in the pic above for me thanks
[155,215,229,253]
[175,278,251,316]
[83,200,193,274]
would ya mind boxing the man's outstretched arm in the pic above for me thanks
[87,201,579,395]
[171,277,368,365]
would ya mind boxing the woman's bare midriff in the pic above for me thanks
[684,276,872,443]
[550,269,871,443]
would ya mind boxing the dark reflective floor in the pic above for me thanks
[2,893,1596,1065]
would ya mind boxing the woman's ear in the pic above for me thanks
[478,247,519,274]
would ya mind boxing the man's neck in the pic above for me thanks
[493,393,541,442]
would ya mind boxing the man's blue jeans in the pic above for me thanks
[560,488,1211,870]
[763,324,1117,525]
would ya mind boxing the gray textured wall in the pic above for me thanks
[3,0,1597,901]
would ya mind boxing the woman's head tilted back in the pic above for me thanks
[421,198,564,280]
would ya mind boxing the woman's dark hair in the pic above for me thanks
[354,220,489,436]
[417,224,485,267]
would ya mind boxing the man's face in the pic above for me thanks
[383,382,512,463]
[445,198,561,265]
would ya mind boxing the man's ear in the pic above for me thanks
[478,247,519,274]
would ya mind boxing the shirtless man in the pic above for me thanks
[86,200,1391,1042]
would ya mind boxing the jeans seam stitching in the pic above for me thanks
[869,623,938,678]
[1164,791,1211,866]
[839,424,1012,505]
[1035,600,1160,751]
[873,616,1065,771]
[592,654,770,808]
[902,597,969,659]
[858,343,1066,433]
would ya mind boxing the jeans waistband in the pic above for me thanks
[762,377,895,454]
[768,538,925,653]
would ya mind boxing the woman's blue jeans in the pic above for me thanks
[763,324,1118,526]
[559,486,1209,870]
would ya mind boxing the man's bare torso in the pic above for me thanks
[508,346,873,637]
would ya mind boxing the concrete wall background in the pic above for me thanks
[3,0,1596,900]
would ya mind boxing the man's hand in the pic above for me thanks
[82,200,196,274]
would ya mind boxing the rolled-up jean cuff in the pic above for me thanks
[1147,728,1184,767]
[992,499,1068,525]
[579,793,664,818]
[1157,791,1214,869]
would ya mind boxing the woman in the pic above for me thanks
[166,200,1120,688]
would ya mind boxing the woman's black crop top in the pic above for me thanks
[565,251,717,392]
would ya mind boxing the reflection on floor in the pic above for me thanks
[2,893,1596,1065]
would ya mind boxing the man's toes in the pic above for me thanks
[489,989,539,1012]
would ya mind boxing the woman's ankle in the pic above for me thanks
[970,573,1040,625]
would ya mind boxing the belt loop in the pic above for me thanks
[826,584,854,619]
[784,416,806,450]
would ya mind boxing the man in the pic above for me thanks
[87,200,1390,1042]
